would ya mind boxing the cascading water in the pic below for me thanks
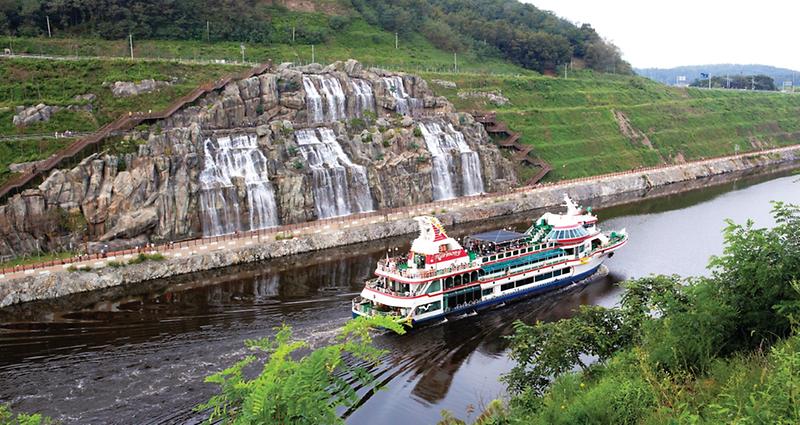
[447,123,484,196]
[317,75,347,122]
[383,76,422,116]
[419,122,484,200]
[295,128,374,219]
[198,134,279,236]
[303,76,324,124]
[351,78,376,117]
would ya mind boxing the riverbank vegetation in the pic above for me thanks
[439,201,800,424]
[198,315,404,424]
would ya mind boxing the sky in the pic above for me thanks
[525,0,800,71]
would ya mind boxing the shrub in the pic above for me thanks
[275,233,294,241]
[410,141,420,150]
[107,260,124,268]
[413,127,423,138]
[198,317,404,424]
[292,160,303,170]
[127,252,165,265]
[329,15,351,31]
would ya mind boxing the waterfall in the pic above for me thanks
[295,128,374,219]
[383,76,421,116]
[351,78,375,117]
[447,124,484,196]
[198,134,279,236]
[317,75,347,122]
[419,122,484,200]
[303,76,324,124]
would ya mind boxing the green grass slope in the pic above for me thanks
[426,71,800,180]
[1,10,524,75]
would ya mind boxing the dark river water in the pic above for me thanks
[1,165,798,424]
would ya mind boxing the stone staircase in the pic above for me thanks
[0,61,273,204]
[472,111,552,185]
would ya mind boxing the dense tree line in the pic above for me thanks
[350,0,632,74]
[691,74,778,91]
[1,0,631,75]
[0,0,333,44]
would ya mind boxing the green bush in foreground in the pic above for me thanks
[199,315,405,425]
[0,404,50,425]
[446,201,800,424]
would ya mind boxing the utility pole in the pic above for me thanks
[129,33,134,59]
[564,63,568,79]
[453,52,458,73]
[751,76,755,91]
[206,20,210,42]
[311,44,315,63]
[46,15,51,38]
[292,26,296,43]
[395,32,398,49]
[240,44,245,63]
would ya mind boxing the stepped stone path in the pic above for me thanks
[0,61,273,203]
[471,111,552,184]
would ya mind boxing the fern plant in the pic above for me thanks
[198,316,405,424]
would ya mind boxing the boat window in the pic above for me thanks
[490,255,496,261]
[445,276,454,289]
[416,301,442,314]
[512,250,519,256]
[454,274,463,287]
[463,273,471,284]
[427,280,441,293]
[471,271,479,281]
[482,288,493,297]
[501,282,514,291]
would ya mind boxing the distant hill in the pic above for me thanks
[637,64,799,87]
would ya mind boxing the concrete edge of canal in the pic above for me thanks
[2,145,799,308]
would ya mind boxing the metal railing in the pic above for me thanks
[4,141,797,277]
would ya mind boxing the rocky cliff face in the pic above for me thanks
[0,60,517,257]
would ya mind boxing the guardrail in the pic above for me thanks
[3,142,798,278]
[0,61,273,204]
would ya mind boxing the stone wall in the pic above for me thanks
[1,147,797,308]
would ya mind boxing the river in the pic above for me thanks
[0,166,798,424]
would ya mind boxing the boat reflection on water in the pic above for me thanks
[0,163,797,425]
[351,270,619,408]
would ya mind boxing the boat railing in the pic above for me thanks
[375,260,477,280]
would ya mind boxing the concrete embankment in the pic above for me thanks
[2,146,799,308]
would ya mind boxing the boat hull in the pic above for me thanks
[352,264,602,326]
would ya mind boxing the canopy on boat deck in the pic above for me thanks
[481,249,565,274]
[467,229,528,244]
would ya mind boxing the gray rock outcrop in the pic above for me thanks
[111,79,171,97]
[0,60,517,258]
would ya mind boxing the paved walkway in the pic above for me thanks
[1,142,798,284]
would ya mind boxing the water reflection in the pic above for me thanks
[0,163,797,425]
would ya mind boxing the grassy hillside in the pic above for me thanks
[425,71,800,180]
[1,12,525,75]
[0,58,240,135]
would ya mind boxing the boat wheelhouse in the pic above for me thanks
[352,195,627,325]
